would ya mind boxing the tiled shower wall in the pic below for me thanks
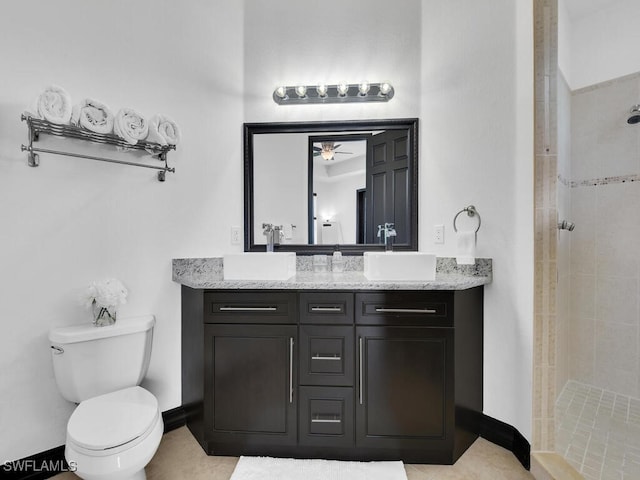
[568,73,640,399]
[533,0,559,451]
[556,70,571,396]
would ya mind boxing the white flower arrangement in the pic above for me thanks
[83,278,128,326]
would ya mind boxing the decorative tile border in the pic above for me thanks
[560,173,640,188]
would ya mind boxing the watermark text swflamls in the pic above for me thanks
[2,459,77,473]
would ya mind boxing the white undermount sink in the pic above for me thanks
[363,252,437,281]
[223,252,296,281]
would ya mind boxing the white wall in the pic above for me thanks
[253,134,308,244]
[0,0,244,461]
[243,0,422,123]
[420,0,534,440]
[558,0,572,84]
[314,171,366,244]
[570,0,640,89]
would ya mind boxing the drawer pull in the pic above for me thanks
[311,354,341,361]
[374,307,437,314]
[219,306,278,312]
[311,415,341,424]
[310,306,343,312]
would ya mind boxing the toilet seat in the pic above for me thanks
[67,386,159,452]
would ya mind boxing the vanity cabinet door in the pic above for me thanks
[204,324,297,451]
[355,326,454,456]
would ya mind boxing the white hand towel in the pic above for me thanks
[114,108,148,145]
[71,98,114,134]
[456,231,476,265]
[146,114,181,146]
[34,85,72,124]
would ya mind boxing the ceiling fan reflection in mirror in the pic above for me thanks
[313,141,353,161]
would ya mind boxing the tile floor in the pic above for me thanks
[52,426,533,480]
[556,381,640,480]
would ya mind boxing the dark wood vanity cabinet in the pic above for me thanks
[182,286,483,464]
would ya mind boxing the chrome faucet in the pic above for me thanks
[262,223,284,252]
[377,223,397,251]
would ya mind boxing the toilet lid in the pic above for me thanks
[67,386,159,450]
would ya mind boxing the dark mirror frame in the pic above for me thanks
[243,118,419,255]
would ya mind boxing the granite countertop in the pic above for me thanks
[172,257,492,291]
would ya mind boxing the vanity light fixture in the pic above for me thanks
[273,81,394,105]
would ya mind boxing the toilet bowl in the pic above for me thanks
[49,316,162,480]
[65,387,163,480]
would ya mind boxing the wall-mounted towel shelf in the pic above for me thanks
[20,114,176,181]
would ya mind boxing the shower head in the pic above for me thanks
[558,220,575,232]
[628,105,640,124]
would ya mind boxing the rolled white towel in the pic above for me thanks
[113,108,148,145]
[146,114,181,146]
[34,85,72,124]
[71,98,114,134]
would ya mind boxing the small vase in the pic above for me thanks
[92,301,116,327]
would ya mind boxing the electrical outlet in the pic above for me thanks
[434,224,444,244]
[231,226,241,245]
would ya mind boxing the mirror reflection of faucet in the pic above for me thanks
[377,223,397,251]
[262,223,284,252]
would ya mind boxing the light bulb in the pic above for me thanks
[295,85,307,98]
[275,86,288,99]
[358,81,370,96]
[316,84,328,98]
[379,82,393,95]
[337,82,349,97]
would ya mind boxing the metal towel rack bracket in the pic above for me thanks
[20,114,176,182]
[453,205,481,234]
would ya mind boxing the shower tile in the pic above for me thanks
[596,277,638,325]
[570,275,596,319]
[557,381,640,480]
[569,316,595,384]
[596,240,639,279]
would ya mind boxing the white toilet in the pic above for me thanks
[49,315,163,480]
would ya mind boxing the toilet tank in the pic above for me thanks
[49,315,155,403]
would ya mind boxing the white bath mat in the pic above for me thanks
[229,455,407,480]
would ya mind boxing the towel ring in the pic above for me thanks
[453,205,481,233]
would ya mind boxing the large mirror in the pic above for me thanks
[244,118,418,254]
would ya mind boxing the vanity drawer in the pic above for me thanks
[355,291,452,327]
[299,292,354,324]
[204,291,296,324]
[299,325,354,386]
[299,386,354,447]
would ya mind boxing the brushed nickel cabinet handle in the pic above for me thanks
[289,337,294,404]
[310,306,343,312]
[311,354,341,361]
[311,415,341,424]
[374,307,437,314]
[219,306,278,312]
[359,337,364,405]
